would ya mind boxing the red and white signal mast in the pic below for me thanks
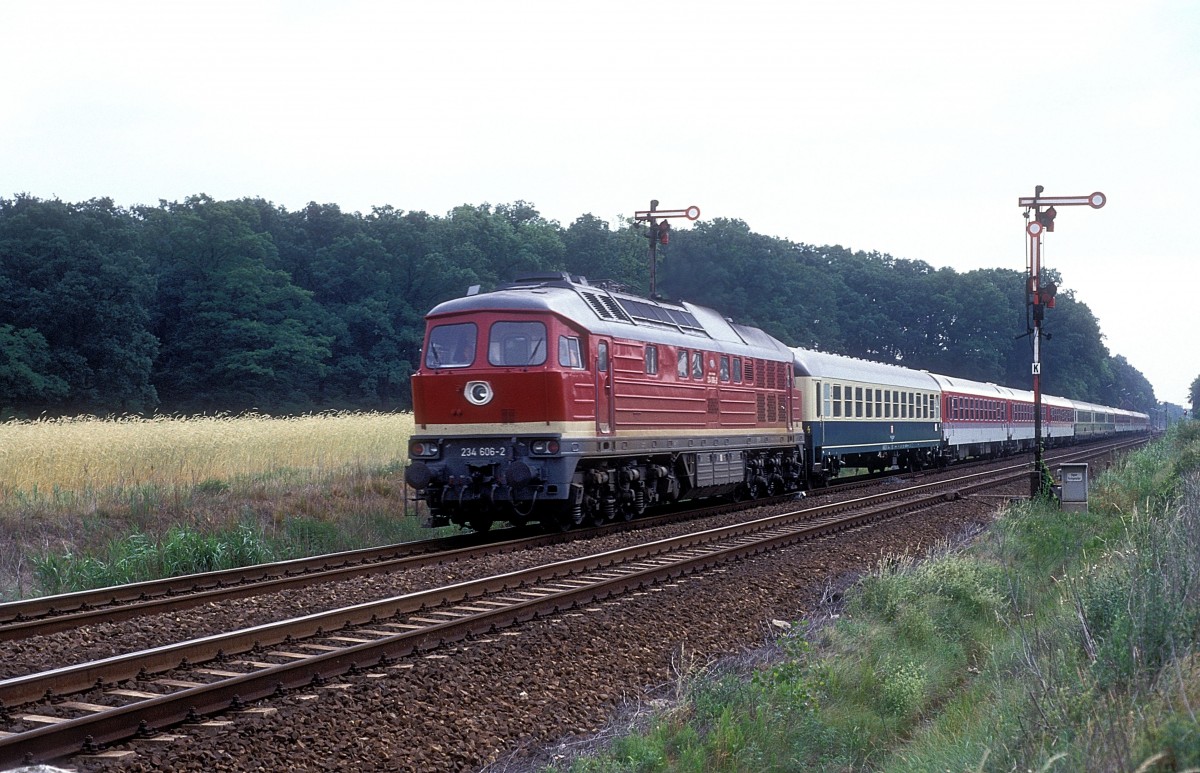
[1018,186,1106,497]
[634,200,701,297]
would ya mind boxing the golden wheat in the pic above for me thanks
[0,412,415,502]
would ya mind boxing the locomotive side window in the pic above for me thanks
[558,336,583,369]
[732,357,743,383]
[426,322,477,369]
[645,345,658,375]
[677,349,689,378]
[489,321,547,367]
[719,355,730,382]
[691,351,703,379]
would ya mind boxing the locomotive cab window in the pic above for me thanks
[677,349,689,378]
[488,321,547,367]
[691,351,703,379]
[732,357,743,383]
[426,322,477,369]
[597,340,609,372]
[719,355,730,382]
[558,336,583,369]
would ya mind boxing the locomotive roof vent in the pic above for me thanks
[579,290,633,323]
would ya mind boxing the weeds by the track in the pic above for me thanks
[551,423,1200,772]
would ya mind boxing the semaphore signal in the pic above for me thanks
[1019,185,1106,497]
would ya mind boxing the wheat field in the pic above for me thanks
[0,411,421,598]
[0,411,415,502]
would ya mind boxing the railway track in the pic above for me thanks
[0,438,1140,768]
[0,438,1140,644]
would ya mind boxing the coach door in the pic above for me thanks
[595,338,614,435]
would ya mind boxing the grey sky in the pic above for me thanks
[3,1,1196,404]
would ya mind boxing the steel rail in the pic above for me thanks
[0,436,1140,642]
[0,496,795,642]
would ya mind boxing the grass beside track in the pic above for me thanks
[0,411,422,599]
[550,423,1200,773]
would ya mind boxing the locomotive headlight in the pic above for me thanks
[464,380,494,406]
[409,440,440,458]
[530,439,560,455]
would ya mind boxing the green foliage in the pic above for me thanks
[31,522,275,593]
[26,510,428,596]
[559,436,1200,773]
[0,193,1162,415]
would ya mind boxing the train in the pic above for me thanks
[403,272,1149,531]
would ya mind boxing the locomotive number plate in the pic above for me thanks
[459,445,507,458]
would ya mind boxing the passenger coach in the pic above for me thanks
[790,348,942,481]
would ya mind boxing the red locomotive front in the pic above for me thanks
[405,273,804,531]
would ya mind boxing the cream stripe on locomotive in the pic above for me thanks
[415,420,796,444]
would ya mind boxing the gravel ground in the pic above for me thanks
[54,481,1018,772]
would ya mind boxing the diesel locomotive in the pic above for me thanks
[404,272,1149,530]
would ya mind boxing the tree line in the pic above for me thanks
[0,194,1158,418]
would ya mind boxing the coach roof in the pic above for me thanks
[790,347,940,391]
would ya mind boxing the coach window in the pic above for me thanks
[832,384,842,417]
[426,322,477,369]
[691,351,704,379]
[821,382,830,417]
[719,355,730,382]
[875,389,882,418]
[645,344,658,375]
[855,386,864,418]
[677,349,689,378]
[733,357,743,383]
[558,336,583,369]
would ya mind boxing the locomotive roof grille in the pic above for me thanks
[578,290,633,322]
